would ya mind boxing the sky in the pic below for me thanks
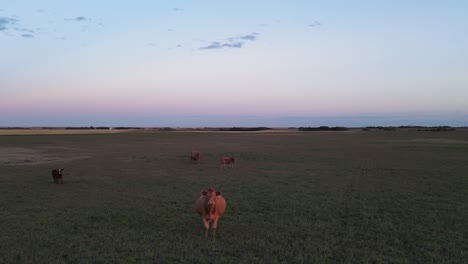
[1,0,468,127]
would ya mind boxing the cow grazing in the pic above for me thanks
[52,168,64,184]
[191,151,202,164]
[195,188,226,236]
[220,157,235,169]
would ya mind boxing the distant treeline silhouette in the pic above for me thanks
[363,126,456,131]
[363,126,397,131]
[0,126,460,131]
[64,126,143,130]
[298,126,348,131]
[417,126,456,132]
[219,127,272,131]
[0,127,31,129]
[65,126,110,130]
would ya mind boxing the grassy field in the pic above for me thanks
[1,130,467,263]
[0,129,137,136]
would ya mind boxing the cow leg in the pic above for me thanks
[212,218,219,235]
[202,217,209,236]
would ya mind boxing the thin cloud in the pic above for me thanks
[63,15,102,33]
[65,16,89,22]
[199,32,259,50]
[172,8,182,12]
[200,41,223,50]
[0,17,18,31]
[200,41,244,50]
[239,33,258,41]
[14,27,35,33]
[223,42,243,48]
[308,21,322,27]
[0,17,36,37]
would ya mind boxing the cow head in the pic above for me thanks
[202,188,222,220]
[191,151,201,161]
[56,169,64,174]
[230,157,235,163]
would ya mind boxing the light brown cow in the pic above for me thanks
[191,151,202,164]
[220,157,235,169]
[195,188,226,236]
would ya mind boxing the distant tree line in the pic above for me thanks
[364,126,397,130]
[219,127,272,131]
[417,126,456,132]
[64,126,144,130]
[298,126,348,131]
[363,126,456,131]
[112,127,144,130]
[0,127,31,129]
[65,126,110,130]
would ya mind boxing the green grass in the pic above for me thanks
[1,131,467,263]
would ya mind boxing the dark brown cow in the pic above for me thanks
[220,157,235,169]
[191,151,202,164]
[52,168,64,184]
[195,188,226,236]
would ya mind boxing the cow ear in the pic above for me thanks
[215,191,222,196]
[202,191,208,196]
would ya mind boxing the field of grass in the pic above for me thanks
[0,129,138,136]
[1,130,467,263]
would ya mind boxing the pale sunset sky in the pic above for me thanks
[1,1,467,127]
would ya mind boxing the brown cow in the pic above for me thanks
[195,188,226,236]
[220,157,235,169]
[191,151,202,164]
[52,168,64,184]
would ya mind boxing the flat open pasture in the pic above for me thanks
[1,130,467,263]
[0,129,137,136]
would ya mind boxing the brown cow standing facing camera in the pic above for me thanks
[52,169,64,184]
[220,157,235,169]
[191,151,202,164]
[195,188,226,236]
